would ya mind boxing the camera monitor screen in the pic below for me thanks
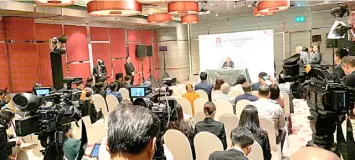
[130,87,146,98]
[34,87,51,97]
[90,143,100,158]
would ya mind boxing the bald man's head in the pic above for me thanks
[291,147,340,160]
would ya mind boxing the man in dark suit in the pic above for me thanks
[93,59,107,83]
[124,57,135,85]
[195,72,213,101]
[341,56,355,88]
[334,48,348,80]
[222,57,234,68]
[309,45,322,65]
[209,127,254,160]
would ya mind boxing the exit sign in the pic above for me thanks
[295,16,306,22]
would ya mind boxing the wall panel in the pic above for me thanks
[35,23,62,41]
[0,20,5,41]
[92,43,112,77]
[0,43,9,90]
[208,19,229,35]
[37,43,53,87]
[5,17,35,41]
[64,25,89,62]
[229,15,258,33]
[109,28,126,58]
[127,30,141,42]
[68,63,91,80]
[141,30,153,45]
[284,8,311,31]
[90,27,109,41]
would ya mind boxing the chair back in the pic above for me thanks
[194,132,223,160]
[193,112,206,125]
[118,88,130,100]
[193,98,208,114]
[247,141,264,160]
[164,129,194,160]
[281,92,291,116]
[106,94,119,112]
[176,97,193,116]
[92,94,109,119]
[195,90,209,101]
[82,116,107,145]
[172,86,182,97]
[99,137,111,160]
[259,116,278,151]
[235,100,250,119]
[218,114,239,148]
[213,99,234,120]
[228,90,244,98]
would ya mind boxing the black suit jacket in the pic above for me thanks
[195,117,227,150]
[345,71,355,88]
[222,61,234,68]
[209,149,248,160]
[124,62,135,76]
[334,65,346,80]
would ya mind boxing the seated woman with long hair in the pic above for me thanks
[168,104,196,159]
[239,105,272,160]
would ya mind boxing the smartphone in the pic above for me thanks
[263,76,269,81]
[90,143,101,158]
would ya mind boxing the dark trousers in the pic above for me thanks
[130,75,134,85]
[276,129,286,152]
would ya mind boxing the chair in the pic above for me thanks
[193,98,208,114]
[213,99,234,120]
[176,97,193,116]
[218,114,239,148]
[228,90,244,98]
[211,90,222,101]
[281,92,290,116]
[259,116,282,160]
[247,141,264,160]
[164,129,194,160]
[195,90,209,101]
[82,116,107,145]
[235,100,250,119]
[194,132,223,160]
[118,88,130,100]
[92,94,109,120]
[106,94,119,112]
[172,86,182,97]
[194,112,206,125]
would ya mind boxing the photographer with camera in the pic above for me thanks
[107,105,160,160]
[341,56,355,88]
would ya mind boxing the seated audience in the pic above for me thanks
[252,72,268,91]
[107,83,123,102]
[235,83,259,104]
[114,73,124,91]
[183,84,200,115]
[214,77,225,91]
[168,105,196,159]
[209,127,254,160]
[341,56,355,88]
[239,105,272,160]
[63,124,81,160]
[85,76,94,88]
[231,75,247,92]
[213,83,235,106]
[195,72,213,101]
[107,105,160,160]
[195,102,227,149]
[251,86,286,150]
[122,75,132,89]
[291,147,340,160]
[269,84,284,108]
[94,82,106,98]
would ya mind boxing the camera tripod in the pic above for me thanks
[38,131,66,160]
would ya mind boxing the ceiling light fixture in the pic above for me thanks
[181,14,199,24]
[87,0,142,16]
[256,0,290,13]
[253,8,274,16]
[35,0,74,6]
[168,1,199,15]
[147,13,172,23]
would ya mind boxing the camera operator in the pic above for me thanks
[0,108,16,160]
[341,56,355,88]
[107,105,160,160]
[334,49,349,80]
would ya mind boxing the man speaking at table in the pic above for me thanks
[222,57,234,68]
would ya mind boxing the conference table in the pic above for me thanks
[205,68,251,85]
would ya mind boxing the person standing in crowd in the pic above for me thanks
[168,105,196,159]
[334,48,349,80]
[222,57,234,68]
[269,84,284,108]
[252,72,272,91]
[231,75,247,92]
[107,83,123,102]
[124,57,135,85]
[93,59,107,83]
[302,47,310,64]
[195,102,227,150]
[114,73,124,91]
[251,86,286,151]
[239,105,272,160]
[183,84,200,116]
[341,56,355,88]
[122,76,133,89]
[295,46,309,65]
[213,83,235,106]
[107,105,160,160]
[310,45,322,64]
[308,46,313,55]
[235,83,259,104]
[208,127,254,160]
[195,72,213,101]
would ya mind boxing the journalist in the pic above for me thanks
[107,105,160,160]
[341,56,355,88]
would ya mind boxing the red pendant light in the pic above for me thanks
[148,14,172,23]
[253,8,275,17]
[181,14,199,24]
[87,0,142,16]
[35,0,74,6]
[168,1,199,15]
[256,0,290,13]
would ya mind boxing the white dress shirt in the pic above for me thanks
[213,93,236,105]
[250,98,286,136]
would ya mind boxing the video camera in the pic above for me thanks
[279,54,355,155]
[50,35,67,55]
